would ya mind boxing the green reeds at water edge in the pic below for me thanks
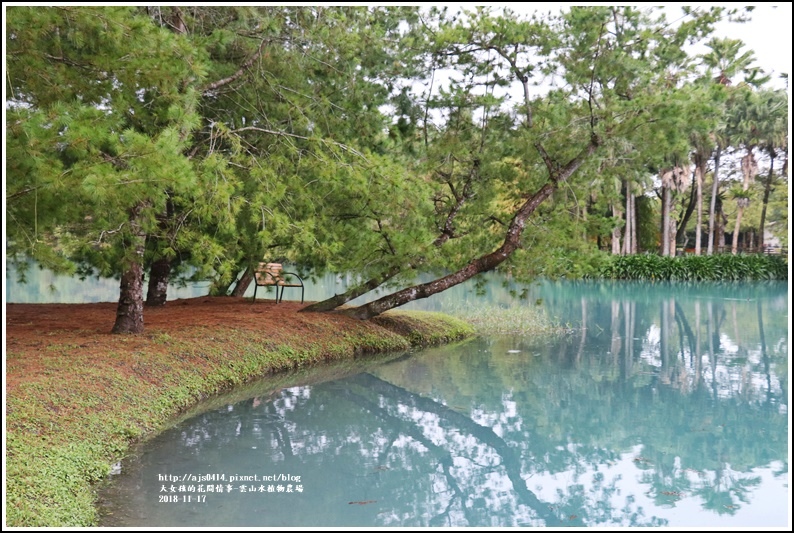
[594,253,788,281]
[445,304,569,336]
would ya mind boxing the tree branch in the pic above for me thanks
[230,126,366,159]
[202,38,269,95]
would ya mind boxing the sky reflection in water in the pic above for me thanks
[98,280,789,527]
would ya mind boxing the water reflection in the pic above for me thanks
[98,281,789,527]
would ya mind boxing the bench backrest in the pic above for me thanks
[255,262,283,286]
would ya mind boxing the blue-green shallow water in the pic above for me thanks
[97,280,789,527]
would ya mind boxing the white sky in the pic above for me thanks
[444,3,792,90]
[703,4,792,87]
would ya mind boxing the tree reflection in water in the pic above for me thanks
[99,281,788,527]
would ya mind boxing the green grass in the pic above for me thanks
[443,303,569,336]
[5,311,472,527]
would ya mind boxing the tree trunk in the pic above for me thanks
[758,149,775,252]
[112,203,147,334]
[732,150,757,255]
[707,146,722,255]
[715,196,726,253]
[145,196,175,307]
[669,215,677,256]
[731,206,744,255]
[694,156,705,255]
[630,193,637,254]
[622,181,632,255]
[301,265,403,313]
[611,203,622,255]
[339,140,599,320]
[304,142,478,313]
[112,262,145,334]
[145,257,171,307]
[675,168,697,245]
[661,183,671,256]
[231,266,254,298]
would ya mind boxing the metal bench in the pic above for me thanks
[252,262,304,303]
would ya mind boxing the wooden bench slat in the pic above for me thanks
[252,262,304,304]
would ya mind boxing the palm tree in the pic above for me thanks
[701,37,761,88]
[729,186,753,253]
[727,87,787,254]
[727,89,759,254]
[686,83,723,256]
[691,144,710,255]
[700,38,767,255]
[706,135,727,255]
[660,165,688,256]
[754,89,788,252]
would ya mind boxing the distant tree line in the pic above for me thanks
[6,6,788,332]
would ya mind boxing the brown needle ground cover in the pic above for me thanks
[5,296,474,527]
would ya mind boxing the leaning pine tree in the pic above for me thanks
[306,6,733,319]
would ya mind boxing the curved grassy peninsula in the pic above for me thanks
[5,298,474,527]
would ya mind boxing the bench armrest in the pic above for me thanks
[279,271,304,286]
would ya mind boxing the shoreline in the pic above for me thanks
[5,297,474,526]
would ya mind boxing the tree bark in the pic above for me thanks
[622,181,632,255]
[630,192,637,254]
[714,196,726,253]
[758,148,775,252]
[339,139,599,320]
[707,146,722,255]
[145,257,171,307]
[661,181,671,256]
[693,153,706,255]
[611,203,622,255]
[731,206,744,254]
[301,265,403,313]
[231,266,254,298]
[732,150,757,254]
[144,196,176,307]
[675,168,697,245]
[112,203,148,334]
[669,215,677,256]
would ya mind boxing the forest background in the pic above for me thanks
[4,4,791,332]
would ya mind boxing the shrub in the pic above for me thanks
[593,253,787,281]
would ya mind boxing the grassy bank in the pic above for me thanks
[5,301,473,527]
